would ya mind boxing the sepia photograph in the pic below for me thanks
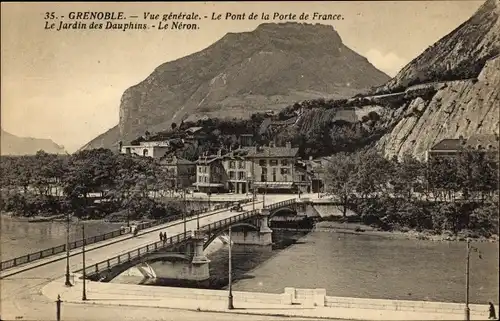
[1,1,499,321]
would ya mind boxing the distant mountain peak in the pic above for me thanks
[1,129,66,155]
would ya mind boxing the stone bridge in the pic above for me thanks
[83,198,333,283]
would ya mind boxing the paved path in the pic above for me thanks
[41,276,493,321]
[0,195,292,320]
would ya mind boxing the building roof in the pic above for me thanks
[465,134,499,150]
[430,139,464,151]
[196,155,221,164]
[160,156,195,166]
[430,135,499,151]
[244,146,299,158]
[186,127,203,134]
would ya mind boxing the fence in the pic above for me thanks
[82,231,193,278]
[0,198,253,271]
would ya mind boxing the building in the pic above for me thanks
[159,155,196,190]
[243,142,312,194]
[194,152,227,193]
[220,148,251,194]
[120,141,171,159]
[426,134,499,162]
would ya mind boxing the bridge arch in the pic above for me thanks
[270,207,297,219]
[203,222,259,250]
[143,252,192,263]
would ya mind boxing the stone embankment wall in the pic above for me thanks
[85,278,497,316]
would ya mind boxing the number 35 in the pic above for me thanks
[45,12,55,19]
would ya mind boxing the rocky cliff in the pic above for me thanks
[376,0,499,93]
[376,0,500,160]
[1,129,67,155]
[377,56,500,160]
[83,22,389,150]
[272,0,499,160]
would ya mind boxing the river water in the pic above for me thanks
[1,216,498,304]
[0,215,122,260]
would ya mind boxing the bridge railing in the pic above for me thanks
[199,209,260,235]
[0,199,252,272]
[263,198,296,211]
[82,230,193,278]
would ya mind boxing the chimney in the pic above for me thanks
[217,149,222,157]
[309,156,313,161]
[172,155,177,163]
[286,141,292,149]
[269,141,275,148]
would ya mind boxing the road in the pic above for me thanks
[0,195,295,321]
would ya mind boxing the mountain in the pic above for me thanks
[1,129,67,155]
[82,22,390,150]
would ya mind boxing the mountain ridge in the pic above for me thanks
[1,129,67,156]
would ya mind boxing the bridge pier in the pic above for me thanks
[189,231,211,281]
[231,209,273,246]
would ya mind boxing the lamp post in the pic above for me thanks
[228,225,234,309]
[465,238,471,321]
[263,183,267,208]
[183,189,187,234]
[82,224,87,301]
[65,212,72,287]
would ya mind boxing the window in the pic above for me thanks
[261,167,267,182]
[238,160,245,169]
[198,175,202,182]
[199,167,202,173]
[270,159,278,166]
[280,168,290,175]
[143,149,148,156]
[238,171,245,180]
[204,166,207,173]
[204,176,208,183]
[301,175,306,181]
[281,159,289,166]
[283,175,288,182]
[229,161,236,169]
[259,159,266,167]
[229,171,236,179]
[125,147,131,154]
[272,168,277,182]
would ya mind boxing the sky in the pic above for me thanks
[1,1,484,153]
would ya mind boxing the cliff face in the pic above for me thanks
[377,0,500,92]
[376,0,500,160]
[84,22,389,149]
[1,129,66,155]
[377,56,500,160]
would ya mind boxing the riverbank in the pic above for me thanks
[315,221,499,243]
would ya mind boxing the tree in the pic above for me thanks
[63,148,117,216]
[355,150,393,199]
[392,153,425,200]
[171,122,177,130]
[324,152,358,217]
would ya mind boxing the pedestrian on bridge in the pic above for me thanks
[159,231,163,242]
[163,232,167,244]
[489,302,497,320]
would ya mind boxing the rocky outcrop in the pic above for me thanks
[1,129,66,155]
[377,0,500,93]
[378,56,500,161]
[84,22,389,150]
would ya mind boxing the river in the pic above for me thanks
[1,216,498,304]
[0,215,122,260]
